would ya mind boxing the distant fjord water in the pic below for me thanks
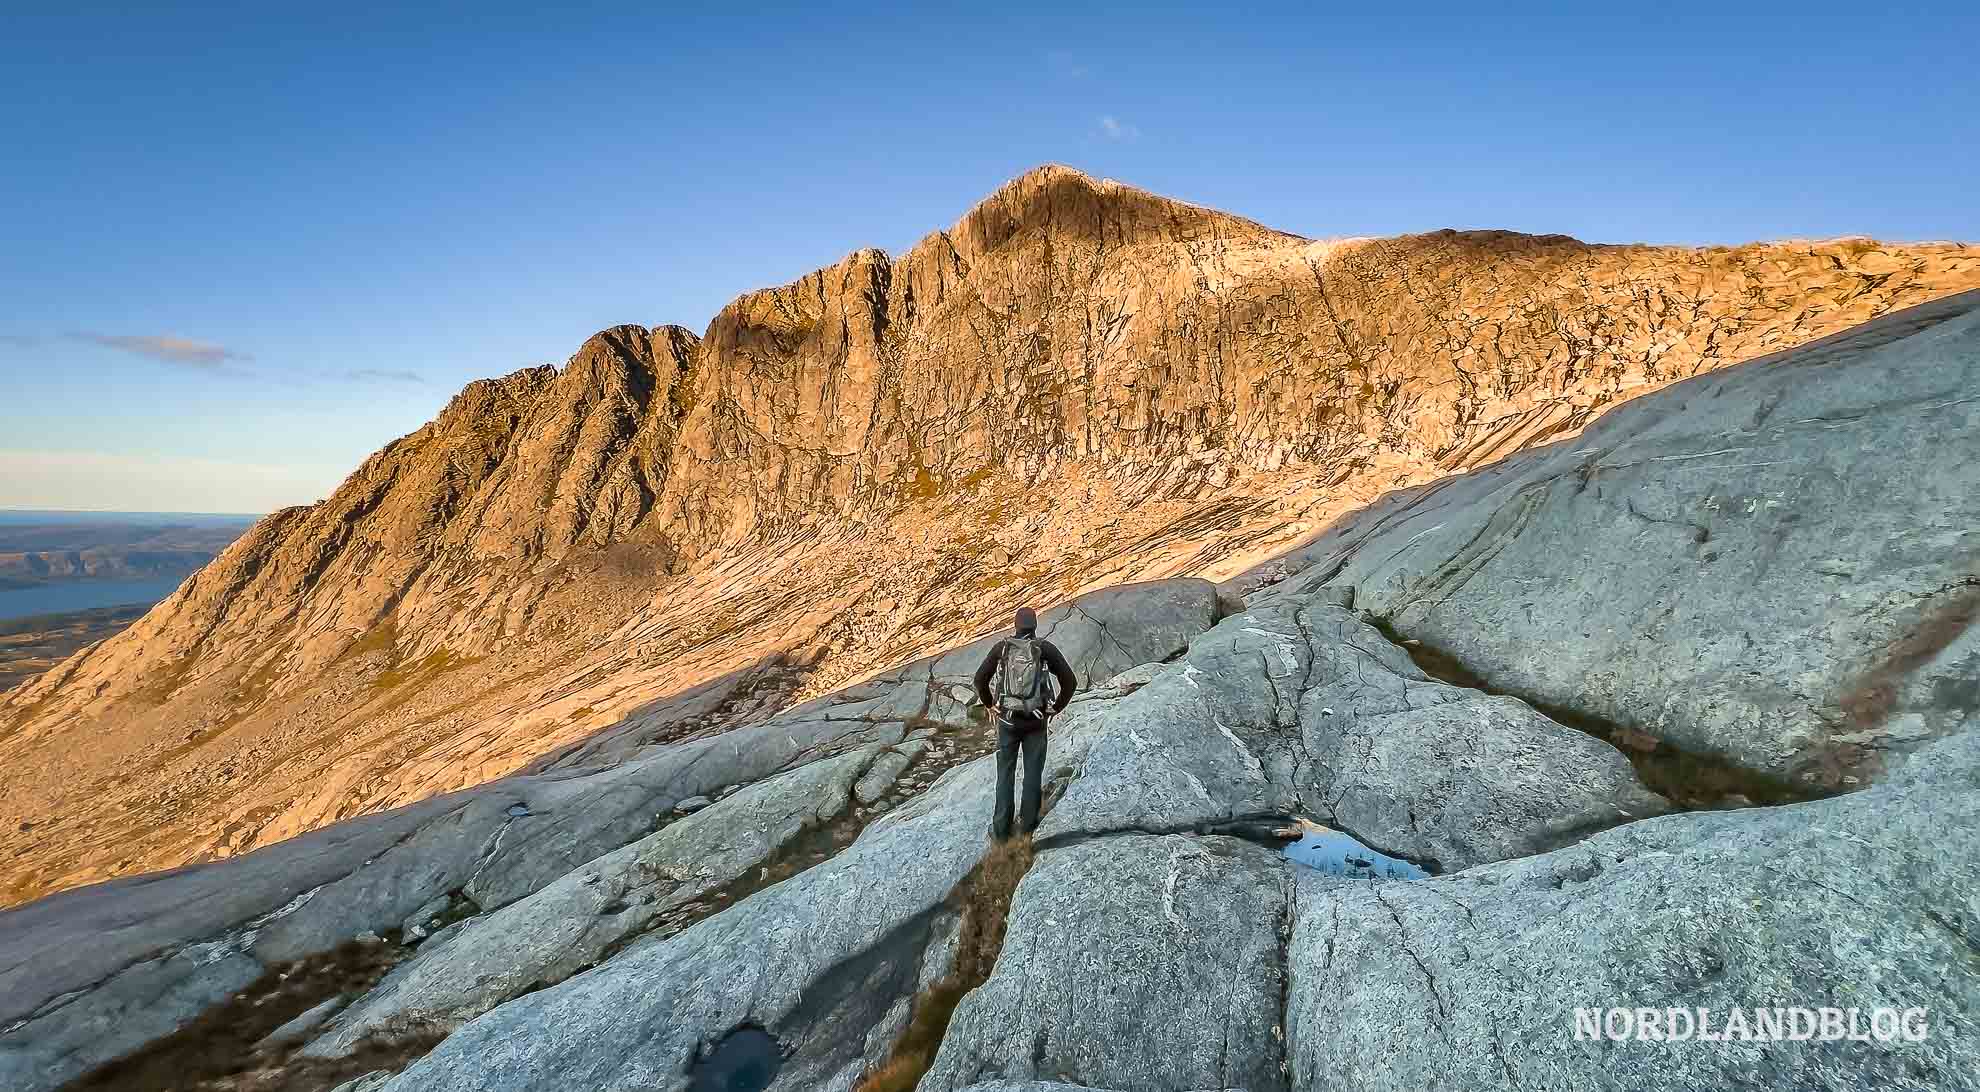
[0,509,257,622]
[0,577,189,622]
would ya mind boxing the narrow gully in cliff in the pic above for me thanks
[1363,614,1824,811]
[853,835,1038,1092]
[55,938,442,1092]
[587,807,872,970]
[849,820,1420,1092]
[593,727,987,969]
[1034,814,1437,879]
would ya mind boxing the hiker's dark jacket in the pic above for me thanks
[972,633,1078,719]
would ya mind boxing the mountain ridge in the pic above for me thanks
[4,164,1978,907]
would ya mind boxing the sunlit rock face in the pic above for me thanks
[3,164,1977,914]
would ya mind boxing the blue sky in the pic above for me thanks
[3,2,1976,514]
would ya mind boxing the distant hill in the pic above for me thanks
[0,513,254,591]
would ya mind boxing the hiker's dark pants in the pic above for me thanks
[992,713,1048,840]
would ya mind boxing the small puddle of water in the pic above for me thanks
[1281,829,1427,880]
[688,1026,781,1092]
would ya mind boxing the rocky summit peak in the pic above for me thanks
[942,162,1295,260]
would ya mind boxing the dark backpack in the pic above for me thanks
[996,637,1051,717]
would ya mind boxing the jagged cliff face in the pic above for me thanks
[2,165,1976,906]
[659,168,1976,550]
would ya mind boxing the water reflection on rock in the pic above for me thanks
[1281,828,1427,880]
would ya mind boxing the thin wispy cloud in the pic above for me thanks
[55,338,426,387]
[1098,115,1140,141]
[72,332,252,370]
[341,368,425,384]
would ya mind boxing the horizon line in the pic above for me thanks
[0,505,268,517]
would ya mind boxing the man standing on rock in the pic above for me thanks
[973,606,1078,841]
